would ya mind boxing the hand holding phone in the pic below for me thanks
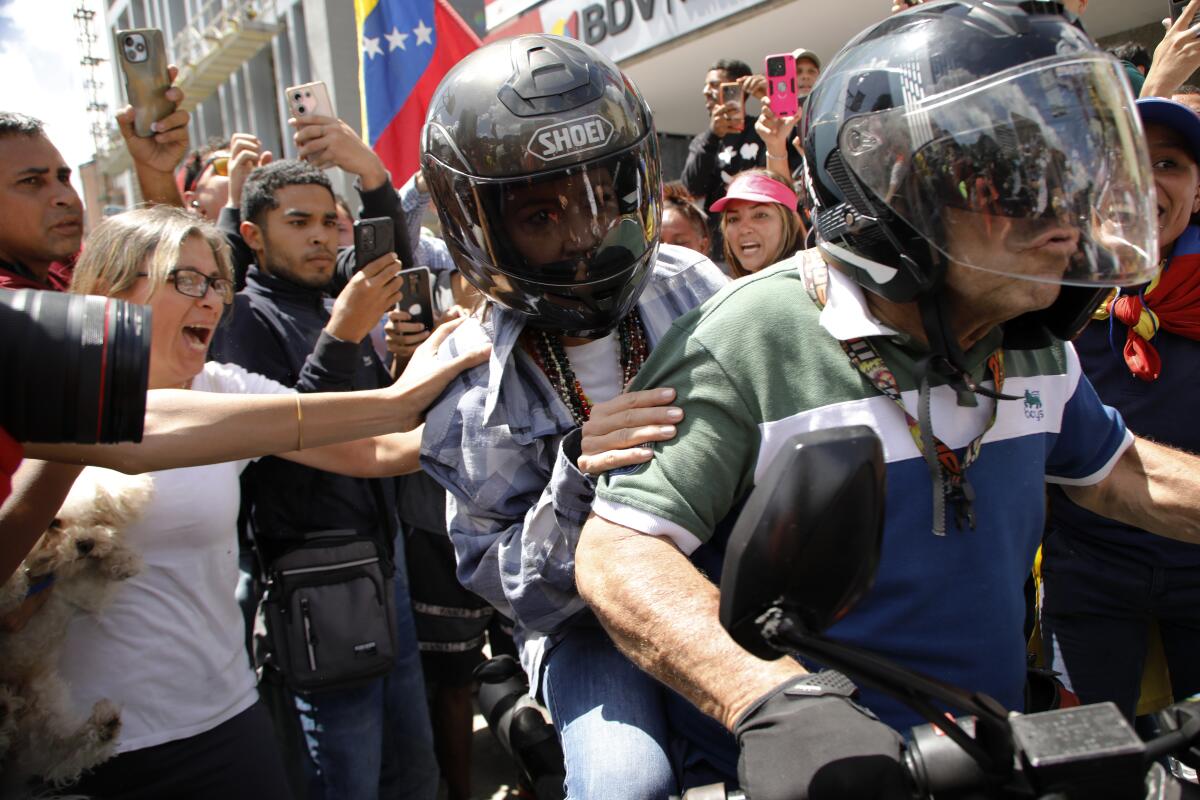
[720,82,746,134]
[765,54,799,118]
[286,81,335,120]
[1170,0,1200,28]
[354,217,396,273]
[115,29,175,138]
[395,267,435,331]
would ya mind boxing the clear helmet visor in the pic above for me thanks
[839,55,1157,287]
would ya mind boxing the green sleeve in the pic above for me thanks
[595,314,761,545]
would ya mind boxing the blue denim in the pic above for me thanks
[1041,529,1200,720]
[541,625,676,799]
[294,536,439,800]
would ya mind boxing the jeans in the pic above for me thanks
[542,625,677,799]
[1041,530,1200,720]
[294,535,439,800]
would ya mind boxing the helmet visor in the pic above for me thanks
[433,142,659,288]
[839,55,1156,287]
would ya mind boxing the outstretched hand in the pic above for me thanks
[388,317,490,430]
[578,388,681,476]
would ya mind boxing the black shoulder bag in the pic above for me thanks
[251,481,398,694]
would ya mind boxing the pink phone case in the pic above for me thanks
[765,53,799,118]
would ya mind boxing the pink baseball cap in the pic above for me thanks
[709,172,798,213]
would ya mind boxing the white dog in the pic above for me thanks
[0,467,152,790]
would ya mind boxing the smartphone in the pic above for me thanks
[115,29,175,138]
[765,54,799,118]
[720,82,745,133]
[353,216,395,273]
[286,81,334,119]
[1170,0,1200,27]
[395,267,435,331]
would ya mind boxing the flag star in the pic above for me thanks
[363,35,383,59]
[413,19,433,46]
[385,27,408,51]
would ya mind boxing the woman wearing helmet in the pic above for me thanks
[418,35,731,798]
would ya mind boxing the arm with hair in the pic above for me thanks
[1063,436,1200,545]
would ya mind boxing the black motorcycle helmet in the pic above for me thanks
[421,34,662,337]
[802,0,1156,357]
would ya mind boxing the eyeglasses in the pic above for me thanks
[202,155,230,178]
[182,154,230,192]
[137,267,235,304]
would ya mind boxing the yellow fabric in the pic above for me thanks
[1092,272,1164,342]
[1028,544,1173,715]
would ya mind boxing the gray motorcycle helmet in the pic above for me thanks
[421,34,662,337]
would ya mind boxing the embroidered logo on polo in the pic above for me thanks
[527,115,614,161]
[1023,390,1044,421]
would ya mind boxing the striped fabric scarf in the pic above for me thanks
[1094,224,1200,381]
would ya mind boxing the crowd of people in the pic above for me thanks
[2,0,1200,798]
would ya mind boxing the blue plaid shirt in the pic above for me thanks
[398,173,456,277]
[420,245,727,678]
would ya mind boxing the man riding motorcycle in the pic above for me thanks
[573,2,1192,797]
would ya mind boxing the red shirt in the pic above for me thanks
[0,260,73,291]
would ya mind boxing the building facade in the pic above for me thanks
[92,0,1164,216]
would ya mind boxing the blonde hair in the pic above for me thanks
[70,205,233,299]
[719,169,805,278]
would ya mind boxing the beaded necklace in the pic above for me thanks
[524,309,650,426]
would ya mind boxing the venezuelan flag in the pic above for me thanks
[355,0,481,181]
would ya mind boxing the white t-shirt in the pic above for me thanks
[563,331,623,407]
[58,362,293,753]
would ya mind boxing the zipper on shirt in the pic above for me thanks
[300,597,317,671]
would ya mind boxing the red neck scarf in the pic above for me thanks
[1104,225,1200,381]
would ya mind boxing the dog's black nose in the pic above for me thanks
[76,539,95,555]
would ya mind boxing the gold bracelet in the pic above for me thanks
[294,394,304,451]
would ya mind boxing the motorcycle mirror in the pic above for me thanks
[718,426,886,660]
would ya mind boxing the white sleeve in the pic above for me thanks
[194,362,297,472]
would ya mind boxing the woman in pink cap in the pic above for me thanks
[710,169,805,277]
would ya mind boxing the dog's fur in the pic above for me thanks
[0,468,152,789]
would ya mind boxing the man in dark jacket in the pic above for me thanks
[209,160,438,800]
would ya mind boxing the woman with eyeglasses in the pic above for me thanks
[18,205,485,799]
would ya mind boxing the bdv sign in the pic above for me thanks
[527,115,615,161]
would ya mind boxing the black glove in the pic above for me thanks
[734,671,910,800]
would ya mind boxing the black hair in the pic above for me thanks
[240,159,334,225]
[1107,42,1150,74]
[709,59,752,80]
[180,136,232,193]
[0,112,46,139]
[1177,84,1200,96]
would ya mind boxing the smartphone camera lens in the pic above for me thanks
[135,42,145,52]
[294,92,302,100]
[124,36,134,46]
[297,106,306,114]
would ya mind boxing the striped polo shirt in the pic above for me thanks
[594,252,1131,730]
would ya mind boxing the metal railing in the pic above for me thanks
[171,0,274,77]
